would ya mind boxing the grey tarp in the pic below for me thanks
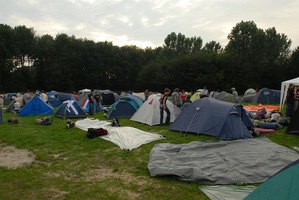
[148,137,299,184]
[199,185,256,200]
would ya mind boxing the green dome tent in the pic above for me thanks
[244,159,299,200]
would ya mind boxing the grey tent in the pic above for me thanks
[169,98,253,140]
[252,88,280,105]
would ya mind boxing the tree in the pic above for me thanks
[34,34,55,89]
[13,25,36,69]
[163,32,202,55]
[203,41,222,53]
[0,24,15,91]
[286,47,299,78]
[225,20,292,90]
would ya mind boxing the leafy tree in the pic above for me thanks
[163,32,202,55]
[13,25,36,69]
[34,34,55,90]
[203,41,222,53]
[225,20,292,91]
[0,24,15,91]
[286,47,299,78]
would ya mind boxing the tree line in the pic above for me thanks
[0,20,298,94]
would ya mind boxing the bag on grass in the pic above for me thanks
[8,118,19,124]
[86,127,108,139]
[95,128,108,136]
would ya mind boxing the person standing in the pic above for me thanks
[180,89,187,103]
[171,88,181,107]
[88,92,95,116]
[160,88,171,125]
[286,83,295,118]
[144,89,149,101]
[40,90,48,103]
[181,95,192,111]
[94,91,102,113]
[0,95,3,124]
[201,86,209,97]
[231,87,239,103]
[23,90,30,105]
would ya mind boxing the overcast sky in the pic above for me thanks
[1,0,298,49]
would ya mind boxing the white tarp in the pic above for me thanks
[75,118,165,150]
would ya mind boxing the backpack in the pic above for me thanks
[8,118,19,124]
[86,127,108,139]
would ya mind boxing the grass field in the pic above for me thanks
[0,109,299,200]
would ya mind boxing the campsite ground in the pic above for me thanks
[0,110,298,200]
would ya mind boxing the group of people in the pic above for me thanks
[159,87,193,125]
[14,90,47,113]
[159,86,240,126]
[87,90,102,116]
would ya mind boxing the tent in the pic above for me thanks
[213,91,233,102]
[241,88,257,103]
[106,96,142,119]
[81,98,99,113]
[169,98,253,140]
[124,94,144,106]
[130,94,181,126]
[47,91,77,108]
[78,88,91,95]
[18,96,53,116]
[190,91,201,102]
[252,88,280,105]
[244,159,299,200]
[280,77,299,111]
[55,100,87,119]
[47,90,60,107]
[3,92,17,106]
[99,89,119,106]
[132,92,145,101]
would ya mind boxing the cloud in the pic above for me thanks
[1,0,299,49]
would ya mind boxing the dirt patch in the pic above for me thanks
[0,144,35,169]
[83,166,157,200]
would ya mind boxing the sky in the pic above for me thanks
[1,0,299,49]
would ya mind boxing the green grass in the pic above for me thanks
[0,110,298,200]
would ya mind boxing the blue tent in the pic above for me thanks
[55,100,87,119]
[19,96,53,117]
[245,159,299,200]
[47,90,60,107]
[252,88,280,105]
[106,96,142,119]
[47,91,77,108]
[169,98,253,140]
[124,94,144,107]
